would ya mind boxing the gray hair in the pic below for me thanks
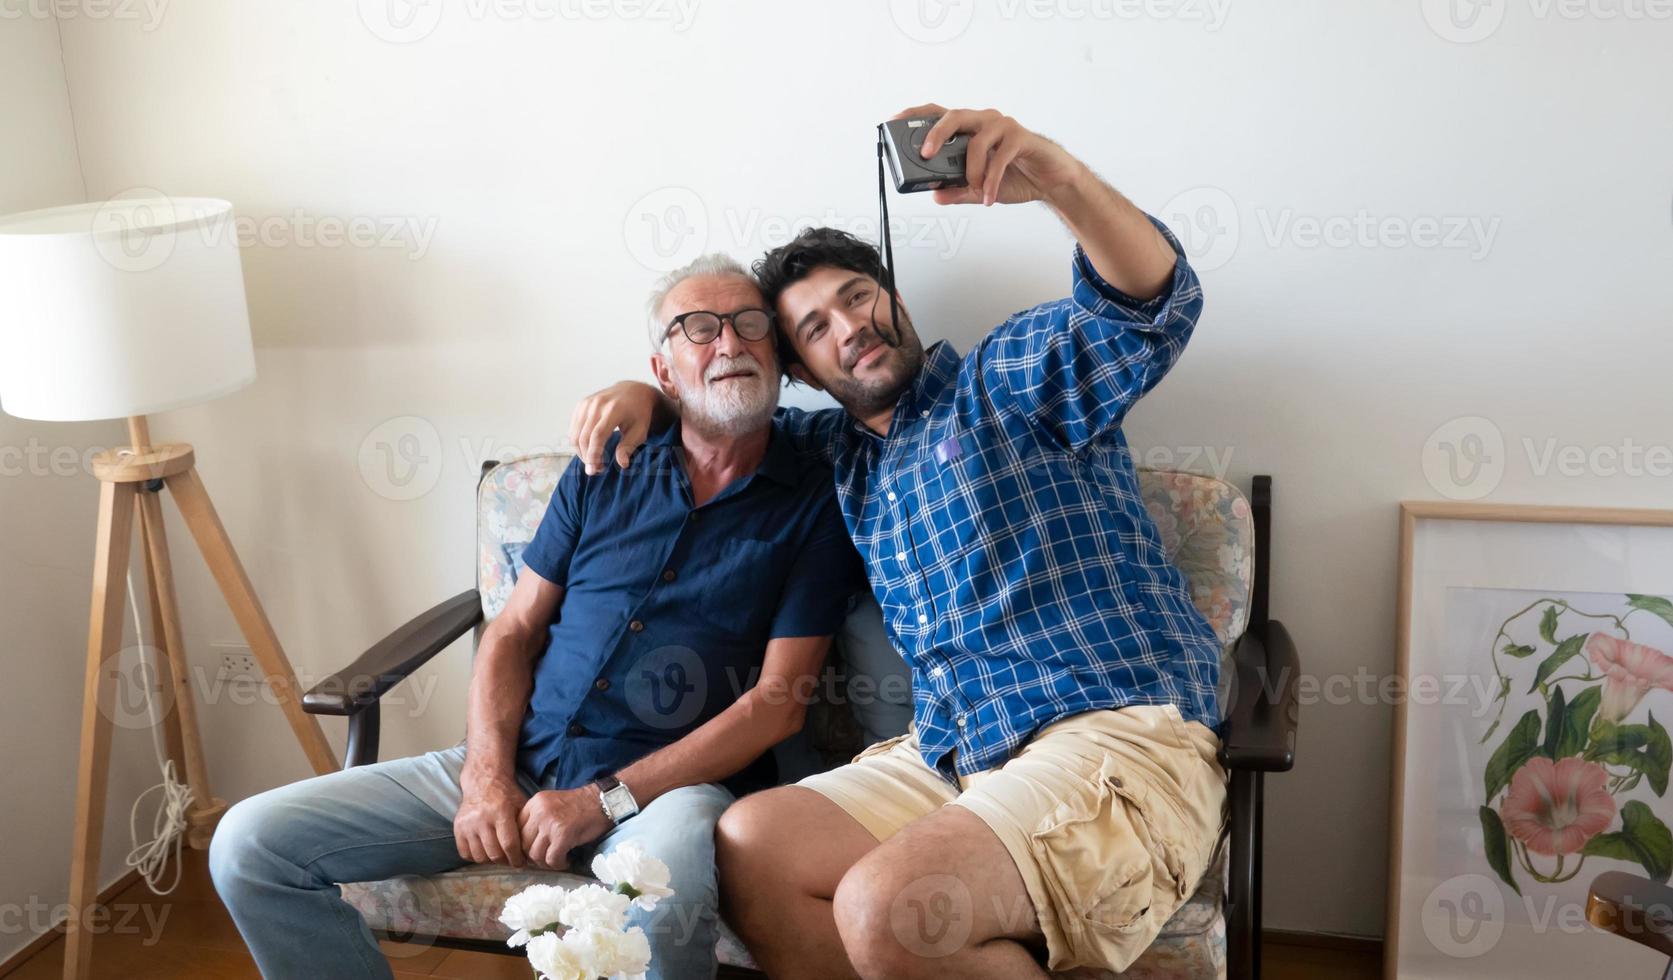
[645,253,756,349]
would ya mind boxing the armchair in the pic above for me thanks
[301,458,1300,979]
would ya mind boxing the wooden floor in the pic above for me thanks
[4,850,1380,979]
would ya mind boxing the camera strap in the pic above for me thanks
[873,124,902,348]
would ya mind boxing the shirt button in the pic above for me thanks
[956,714,968,728]
[930,665,945,678]
[917,613,928,625]
[629,620,645,633]
[594,677,610,691]
[895,551,907,561]
[887,491,897,501]
[920,410,930,418]
[661,568,677,583]
[568,722,586,737]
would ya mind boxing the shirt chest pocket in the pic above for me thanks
[692,538,787,638]
[908,434,1030,548]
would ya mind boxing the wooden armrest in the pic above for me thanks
[303,590,484,715]
[1217,619,1300,772]
[1588,871,1673,958]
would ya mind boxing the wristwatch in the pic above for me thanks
[593,774,640,824]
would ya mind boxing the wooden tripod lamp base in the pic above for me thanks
[0,196,323,980]
[64,415,339,980]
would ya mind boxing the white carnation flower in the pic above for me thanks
[525,930,590,980]
[557,882,632,932]
[564,924,653,979]
[591,841,675,911]
[499,883,568,948]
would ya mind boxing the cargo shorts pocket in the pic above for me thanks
[1027,756,1193,944]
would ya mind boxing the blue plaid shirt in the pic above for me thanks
[778,220,1221,780]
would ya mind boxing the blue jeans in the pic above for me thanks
[208,743,733,980]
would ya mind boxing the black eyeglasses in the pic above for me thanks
[663,308,775,346]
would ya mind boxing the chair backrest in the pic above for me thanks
[1135,468,1255,653]
[476,453,571,621]
[474,456,1255,700]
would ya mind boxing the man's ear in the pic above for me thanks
[649,352,679,400]
[788,363,824,391]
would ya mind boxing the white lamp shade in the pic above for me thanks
[0,197,256,422]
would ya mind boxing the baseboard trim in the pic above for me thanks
[1263,927,1383,955]
[0,869,144,979]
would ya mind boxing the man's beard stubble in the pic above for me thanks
[825,313,926,420]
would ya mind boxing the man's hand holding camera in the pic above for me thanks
[894,103,1088,209]
[898,103,1177,300]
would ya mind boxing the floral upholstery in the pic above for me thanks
[341,456,1254,980]
[339,843,1227,977]
[1138,468,1255,719]
[476,453,566,622]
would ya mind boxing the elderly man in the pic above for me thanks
[570,105,1227,978]
[209,254,863,980]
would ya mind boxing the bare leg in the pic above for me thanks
[716,786,878,979]
[833,805,1048,980]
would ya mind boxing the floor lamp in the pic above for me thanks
[0,198,339,980]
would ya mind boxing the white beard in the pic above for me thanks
[675,353,779,437]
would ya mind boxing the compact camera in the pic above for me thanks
[881,116,970,193]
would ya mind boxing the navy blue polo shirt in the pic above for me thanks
[515,420,863,796]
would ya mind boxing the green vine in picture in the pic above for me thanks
[1477,595,1673,895]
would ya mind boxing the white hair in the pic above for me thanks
[645,253,756,349]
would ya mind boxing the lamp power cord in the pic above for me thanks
[116,448,194,896]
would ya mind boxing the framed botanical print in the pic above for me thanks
[1387,501,1673,979]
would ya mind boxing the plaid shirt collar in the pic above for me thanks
[850,339,961,442]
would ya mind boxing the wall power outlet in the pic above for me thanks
[214,644,261,684]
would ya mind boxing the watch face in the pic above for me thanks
[603,784,636,818]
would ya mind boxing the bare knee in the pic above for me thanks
[717,789,808,900]
[720,786,879,918]
[833,855,942,980]
[718,787,795,855]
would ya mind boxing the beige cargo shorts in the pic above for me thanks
[798,704,1228,972]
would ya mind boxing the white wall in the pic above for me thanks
[0,9,162,966]
[38,0,1673,940]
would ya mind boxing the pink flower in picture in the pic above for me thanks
[1587,632,1673,723]
[1500,756,1617,856]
